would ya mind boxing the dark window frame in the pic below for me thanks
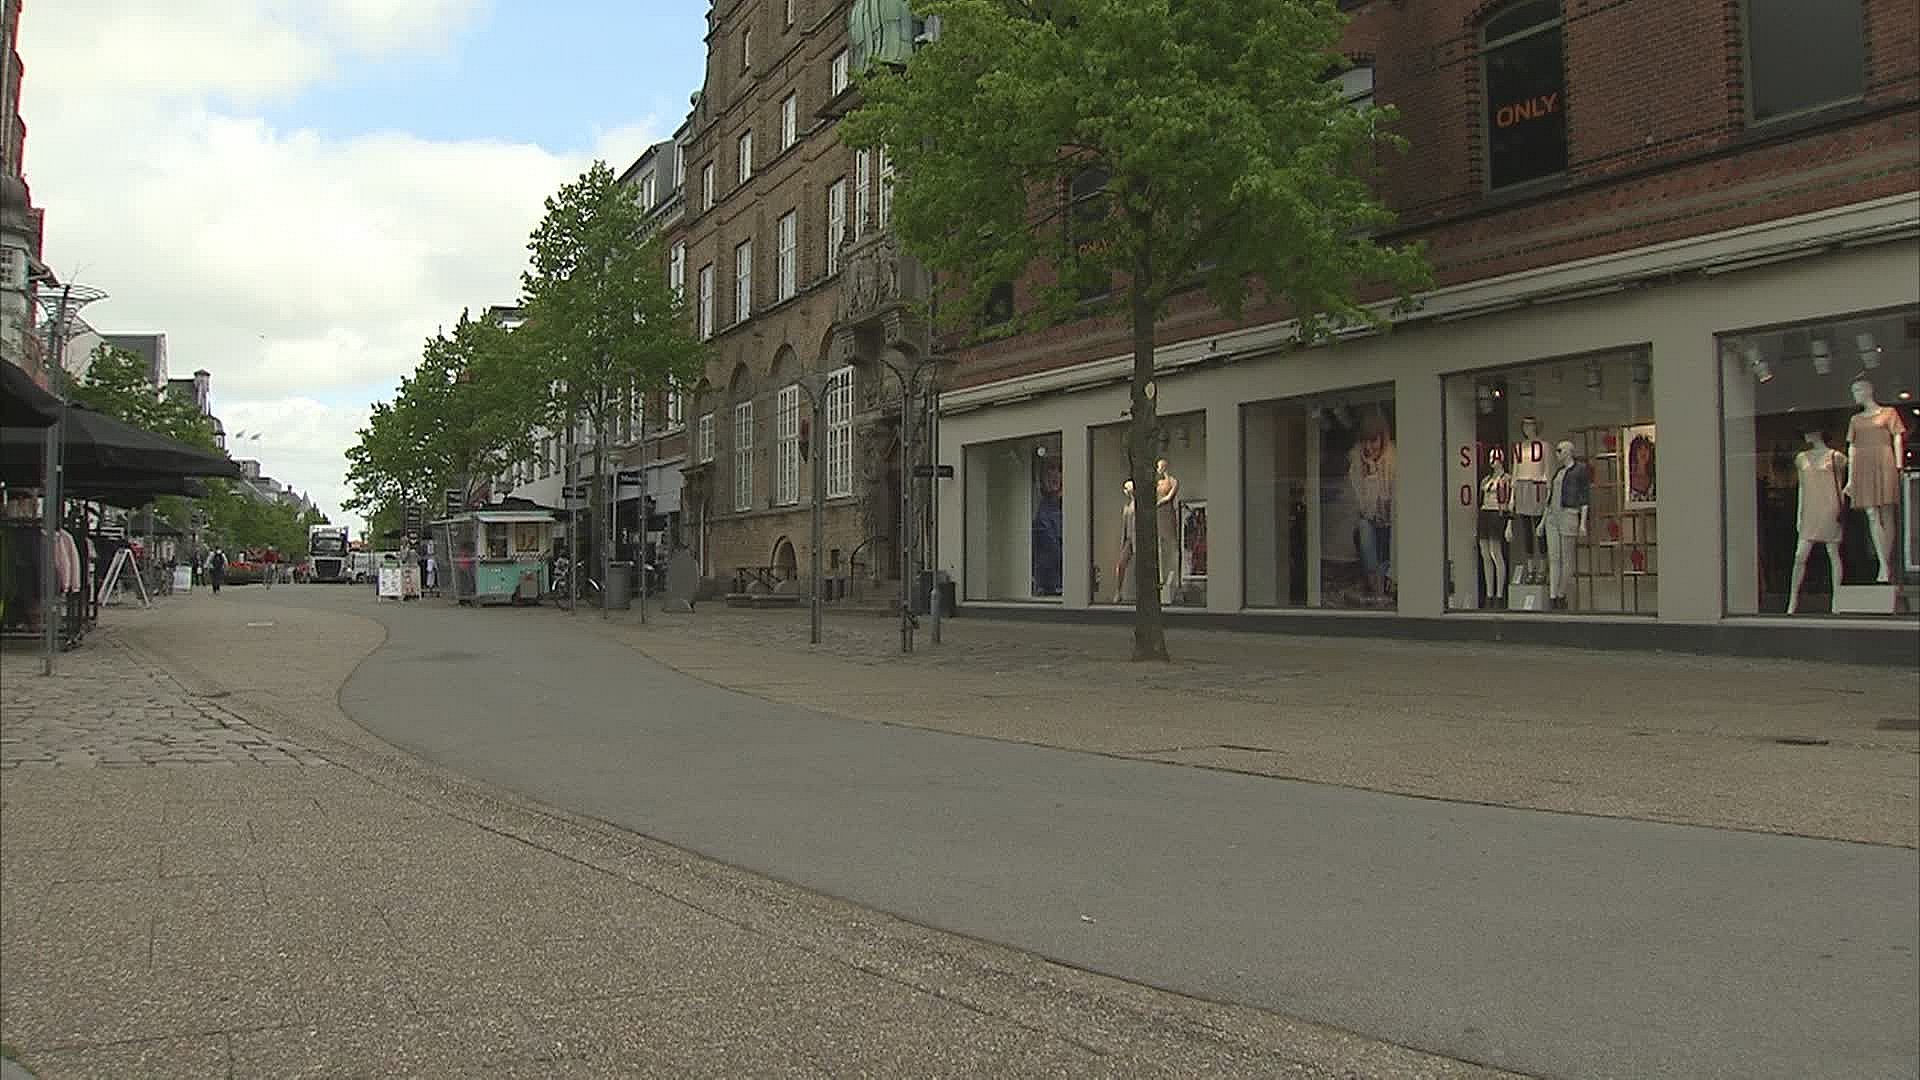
[1479,0,1568,192]
[1742,0,1868,127]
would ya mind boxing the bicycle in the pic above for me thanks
[548,559,602,610]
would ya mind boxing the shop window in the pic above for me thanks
[1745,0,1865,124]
[1481,0,1566,190]
[963,433,1064,601]
[1441,349,1654,615]
[486,523,510,559]
[1090,413,1207,607]
[1721,309,1918,617]
[1244,388,1397,610]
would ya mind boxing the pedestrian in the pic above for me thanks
[261,546,279,589]
[207,548,227,594]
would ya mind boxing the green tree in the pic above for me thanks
[841,0,1430,660]
[518,161,706,605]
[344,310,539,530]
[72,345,217,450]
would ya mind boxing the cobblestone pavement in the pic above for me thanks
[592,604,1920,848]
[0,593,1514,1079]
[0,638,327,769]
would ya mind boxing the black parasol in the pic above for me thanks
[0,402,241,486]
[1,358,62,428]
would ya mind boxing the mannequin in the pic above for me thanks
[1155,459,1179,602]
[1535,440,1590,610]
[1112,479,1136,603]
[1509,417,1549,584]
[1348,411,1396,598]
[1787,430,1845,614]
[1478,449,1512,608]
[1841,377,1908,583]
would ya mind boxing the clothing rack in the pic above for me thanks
[0,515,92,650]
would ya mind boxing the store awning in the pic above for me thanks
[1,359,61,428]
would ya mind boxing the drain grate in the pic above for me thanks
[1876,716,1920,732]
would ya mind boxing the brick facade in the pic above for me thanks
[945,0,1920,392]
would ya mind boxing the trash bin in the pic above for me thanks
[604,561,633,610]
[913,570,956,615]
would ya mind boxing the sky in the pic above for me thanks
[19,0,711,533]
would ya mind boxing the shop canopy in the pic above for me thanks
[0,358,61,428]
[0,403,241,488]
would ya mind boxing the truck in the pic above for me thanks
[307,524,351,583]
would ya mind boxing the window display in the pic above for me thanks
[1444,349,1655,614]
[1090,413,1206,606]
[1722,309,1918,616]
[963,432,1064,601]
[1243,387,1396,610]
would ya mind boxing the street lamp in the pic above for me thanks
[874,352,942,655]
[793,369,835,645]
[33,280,108,676]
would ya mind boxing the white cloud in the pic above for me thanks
[19,2,662,531]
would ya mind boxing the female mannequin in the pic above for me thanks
[1535,440,1590,610]
[1478,450,1512,608]
[1841,378,1908,583]
[1510,417,1549,584]
[1155,460,1179,602]
[1787,430,1845,614]
[1348,412,1395,598]
[1113,479,1136,603]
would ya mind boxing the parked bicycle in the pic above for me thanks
[547,559,602,610]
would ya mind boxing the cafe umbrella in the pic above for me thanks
[0,358,61,428]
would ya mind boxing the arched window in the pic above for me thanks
[1481,0,1566,190]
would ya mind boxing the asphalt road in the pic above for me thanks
[312,588,1918,1080]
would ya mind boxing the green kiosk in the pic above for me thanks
[435,502,557,606]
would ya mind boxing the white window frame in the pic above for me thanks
[776,210,797,302]
[669,242,686,299]
[825,365,855,498]
[831,49,850,95]
[785,0,795,28]
[639,172,657,209]
[775,384,801,506]
[697,413,716,464]
[878,146,894,229]
[734,238,753,323]
[781,94,799,150]
[733,401,754,512]
[697,263,715,339]
[702,161,716,211]
[742,26,753,70]
[853,148,871,240]
[674,144,686,187]
[667,392,686,431]
[737,131,754,184]
[826,178,847,276]
[1337,64,1375,109]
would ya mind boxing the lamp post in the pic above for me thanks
[793,370,834,645]
[875,353,941,655]
[34,280,107,676]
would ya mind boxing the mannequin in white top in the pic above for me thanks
[1509,417,1550,583]
[1787,430,1845,614]
[1112,479,1136,603]
[1478,450,1512,607]
[1841,378,1908,583]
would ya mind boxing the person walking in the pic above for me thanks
[207,548,227,594]
[261,546,279,589]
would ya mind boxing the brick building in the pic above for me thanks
[934,0,1919,654]
[669,0,932,597]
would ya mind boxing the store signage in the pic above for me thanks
[911,464,955,479]
[1493,92,1560,129]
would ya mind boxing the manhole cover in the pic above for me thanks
[1876,716,1920,732]
[1774,736,1831,747]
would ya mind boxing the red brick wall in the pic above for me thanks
[946,0,1920,392]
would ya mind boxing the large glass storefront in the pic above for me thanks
[1443,348,1655,613]
[1242,386,1398,610]
[963,432,1064,601]
[1721,307,1918,617]
[1089,412,1208,606]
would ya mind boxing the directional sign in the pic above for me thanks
[911,464,955,479]
[442,489,462,518]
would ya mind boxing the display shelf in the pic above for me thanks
[1570,423,1658,614]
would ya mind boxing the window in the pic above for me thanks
[825,365,854,498]
[775,384,802,506]
[831,50,850,96]
[984,282,1015,326]
[733,401,755,511]
[785,0,795,28]
[1481,0,1567,189]
[667,391,685,430]
[697,413,716,463]
[702,161,716,211]
[1336,64,1374,108]
[826,178,847,275]
[781,94,799,150]
[1067,165,1112,300]
[1244,388,1396,610]
[737,131,754,184]
[964,433,1065,600]
[674,144,686,187]
[1746,0,1865,124]
[669,242,686,299]
[734,238,753,322]
[742,27,753,70]
[697,264,715,339]
[539,436,553,478]
[639,172,656,209]
[877,147,895,229]
[776,211,798,301]
[854,149,871,239]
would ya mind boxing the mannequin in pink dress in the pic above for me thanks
[1841,378,1908,583]
[1787,430,1845,614]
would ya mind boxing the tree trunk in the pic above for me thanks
[1128,286,1169,662]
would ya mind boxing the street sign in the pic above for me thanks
[912,464,955,479]
[615,469,642,486]
[405,504,425,533]
[442,489,462,518]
